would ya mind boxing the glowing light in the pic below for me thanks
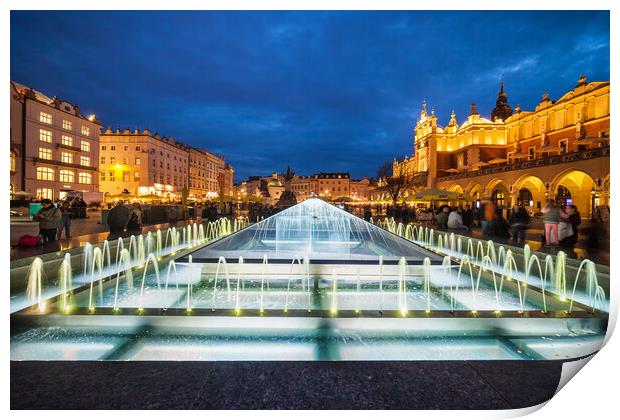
[115,163,122,170]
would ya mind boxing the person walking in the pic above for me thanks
[541,199,561,245]
[56,201,73,239]
[481,201,496,236]
[560,204,581,248]
[508,204,530,245]
[462,204,474,229]
[33,199,62,243]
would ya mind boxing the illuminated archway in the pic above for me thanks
[486,179,509,208]
[513,174,547,210]
[550,169,596,214]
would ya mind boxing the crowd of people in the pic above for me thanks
[30,198,92,243]
[416,199,583,250]
[26,196,586,254]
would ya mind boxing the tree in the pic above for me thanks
[377,160,412,205]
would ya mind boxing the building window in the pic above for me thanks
[110,157,116,164]
[61,135,73,147]
[101,145,106,151]
[81,140,90,152]
[39,129,52,143]
[80,156,91,166]
[61,152,73,164]
[81,126,90,136]
[59,170,74,183]
[109,171,115,181]
[135,157,141,165]
[110,145,116,151]
[528,147,535,160]
[62,120,72,131]
[124,146,128,151]
[78,172,92,184]
[36,188,53,199]
[122,171,130,182]
[101,156,106,164]
[134,171,140,181]
[36,167,54,181]
[559,139,568,154]
[100,171,106,181]
[38,147,52,160]
[39,112,52,124]
[136,146,141,151]
[122,157,128,164]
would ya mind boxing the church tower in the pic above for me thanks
[491,81,513,122]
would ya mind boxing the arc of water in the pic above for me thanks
[186,255,193,310]
[423,257,431,313]
[234,256,244,313]
[569,259,603,313]
[59,253,73,311]
[213,256,231,307]
[138,254,162,311]
[113,248,133,311]
[87,247,105,310]
[26,257,44,311]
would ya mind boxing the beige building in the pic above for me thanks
[392,75,610,216]
[350,178,371,201]
[311,172,350,200]
[291,175,312,201]
[10,82,101,200]
[99,128,189,201]
[189,147,209,200]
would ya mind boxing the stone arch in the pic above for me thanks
[448,184,464,194]
[550,169,597,214]
[513,174,547,210]
[485,178,510,208]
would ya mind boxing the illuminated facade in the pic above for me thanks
[10,82,101,200]
[99,128,189,200]
[393,75,610,215]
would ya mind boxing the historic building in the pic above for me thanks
[392,75,610,215]
[99,128,190,200]
[10,82,101,200]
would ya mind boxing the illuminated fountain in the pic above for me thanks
[10,201,608,362]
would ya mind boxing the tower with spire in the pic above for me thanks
[491,80,513,122]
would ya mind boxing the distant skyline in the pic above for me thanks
[11,10,610,181]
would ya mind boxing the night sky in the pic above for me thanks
[11,11,609,181]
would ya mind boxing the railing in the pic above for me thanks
[32,157,98,171]
[437,146,610,182]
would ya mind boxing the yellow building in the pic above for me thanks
[392,75,610,216]
[99,128,189,201]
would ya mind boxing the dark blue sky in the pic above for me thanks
[11,11,609,181]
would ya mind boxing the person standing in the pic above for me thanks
[541,199,561,245]
[508,204,530,245]
[560,204,581,248]
[462,204,474,229]
[107,201,131,235]
[126,203,144,234]
[33,199,62,243]
[481,201,496,236]
[57,201,73,239]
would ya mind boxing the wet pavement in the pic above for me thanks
[10,360,564,409]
